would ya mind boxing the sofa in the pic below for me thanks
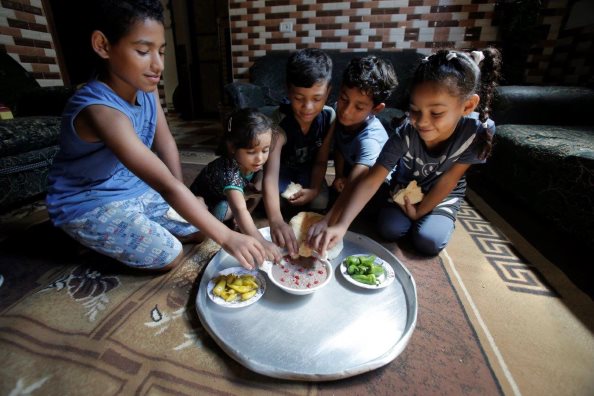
[484,85,594,246]
[224,50,425,129]
[0,53,73,212]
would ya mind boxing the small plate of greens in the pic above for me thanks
[339,254,395,289]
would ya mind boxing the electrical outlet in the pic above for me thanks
[279,22,293,33]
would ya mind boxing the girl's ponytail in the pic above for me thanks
[474,47,502,159]
[476,47,502,128]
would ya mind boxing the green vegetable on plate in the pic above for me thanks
[351,274,377,285]
[343,254,384,285]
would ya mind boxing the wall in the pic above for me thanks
[0,0,175,107]
[162,1,178,109]
[228,0,499,81]
[532,0,593,86]
[228,0,593,87]
[0,0,63,87]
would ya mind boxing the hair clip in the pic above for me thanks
[446,52,458,61]
[421,56,430,63]
[470,50,485,65]
[227,116,233,133]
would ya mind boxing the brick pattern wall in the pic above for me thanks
[527,0,593,85]
[0,0,63,87]
[228,0,499,81]
[228,0,592,86]
[547,23,594,86]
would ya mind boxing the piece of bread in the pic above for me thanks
[281,182,302,199]
[392,180,424,206]
[165,208,189,223]
[289,211,343,260]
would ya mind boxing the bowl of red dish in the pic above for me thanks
[260,255,333,295]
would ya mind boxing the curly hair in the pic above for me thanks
[90,0,164,44]
[342,56,399,105]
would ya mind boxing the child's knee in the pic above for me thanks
[411,227,450,256]
[412,236,443,256]
[411,215,455,255]
[377,206,410,241]
[158,250,185,272]
[378,220,408,241]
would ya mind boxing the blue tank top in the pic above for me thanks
[46,80,156,225]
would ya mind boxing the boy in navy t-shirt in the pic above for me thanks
[262,48,336,257]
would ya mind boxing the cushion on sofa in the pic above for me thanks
[227,50,424,111]
[486,124,594,245]
[0,117,61,157]
[0,145,60,208]
[0,117,62,211]
[493,86,594,126]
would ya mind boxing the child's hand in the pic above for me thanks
[311,224,347,258]
[220,232,266,270]
[400,196,421,221]
[269,219,299,257]
[332,177,346,193]
[288,188,317,206]
[306,218,328,246]
[262,239,283,263]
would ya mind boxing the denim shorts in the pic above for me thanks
[61,189,199,269]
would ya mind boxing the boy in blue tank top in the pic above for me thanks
[46,0,267,271]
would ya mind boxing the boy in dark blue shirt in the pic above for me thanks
[262,48,336,257]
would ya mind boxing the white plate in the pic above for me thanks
[207,267,266,308]
[339,254,396,289]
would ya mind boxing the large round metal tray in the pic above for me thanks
[196,228,417,381]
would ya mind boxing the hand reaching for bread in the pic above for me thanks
[268,218,299,257]
[289,212,344,260]
[261,239,283,263]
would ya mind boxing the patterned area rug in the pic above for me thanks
[0,221,502,395]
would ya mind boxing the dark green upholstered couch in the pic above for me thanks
[0,53,73,212]
[224,50,425,129]
[487,85,594,246]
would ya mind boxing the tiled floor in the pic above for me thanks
[167,113,220,165]
[168,113,336,175]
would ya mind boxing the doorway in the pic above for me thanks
[169,0,232,120]
[44,0,96,86]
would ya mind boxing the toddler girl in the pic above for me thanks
[309,48,502,256]
[191,109,282,262]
